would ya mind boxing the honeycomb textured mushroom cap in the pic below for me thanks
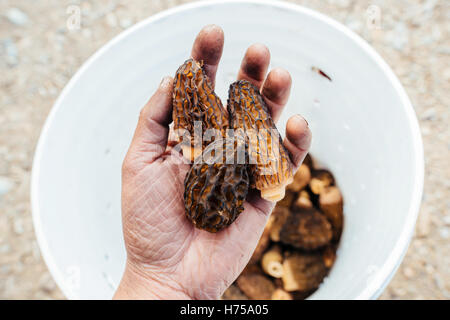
[227,80,293,201]
[184,139,250,232]
[172,58,228,161]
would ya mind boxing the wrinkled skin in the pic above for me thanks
[114,25,312,300]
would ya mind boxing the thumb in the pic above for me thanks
[127,76,174,163]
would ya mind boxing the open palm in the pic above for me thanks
[115,25,311,300]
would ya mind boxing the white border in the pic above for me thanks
[31,0,424,300]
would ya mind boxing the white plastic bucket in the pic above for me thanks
[31,0,424,299]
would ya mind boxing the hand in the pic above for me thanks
[114,25,312,300]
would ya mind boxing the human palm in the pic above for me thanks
[115,25,311,300]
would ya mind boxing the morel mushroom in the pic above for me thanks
[227,80,293,202]
[183,138,250,232]
[268,206,290,242]
[281,252,328,292]
[277,189,295,208]
[302,153,313,169]
[222,284,248,300]
[172,58,228,161]
[279,209,332,250]
[319,186,344,240]
[309,169,335,195]
[236,273,276,300]
[287,164,311,193]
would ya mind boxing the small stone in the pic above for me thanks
[420,108,437,121]
[119,18,132,29]
[38,54,50,64]
[442,215,450,226]
[38,87,47,97]
[39,273,56,293]
[0,265,11,274]
[431,26,442,41]
[386,23,409,51]
[0,243,11,254]
[22,253,35,265]
[425,263,435,274]
[29,241,41,261]
[2,39,19,67]
[443,68,450,82]
[392,286,406,297]
[434,275,445,291]
[416,210,431,237]
[105,13,117,27]
[5,8,29,26]
[0,176,13,196]
[403,267,415,278]
[82,28,92,38]
[80,2,92,15]
[423,0,438,13]
[335,0,350,8]
[439,227,449,239]
[48,86,57,96]
[346,19,362,32]
[420,125,432,136]
[13,219,24,235]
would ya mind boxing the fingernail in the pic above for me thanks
[295,114,309,127]
[159,76,171,89]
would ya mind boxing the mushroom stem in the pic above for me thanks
[271,288,293,300]
[261,246,283,278]
[292,190,313,210]
[287,164,311,192]
[261,178,292,201]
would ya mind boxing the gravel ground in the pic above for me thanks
[0,0,448,299]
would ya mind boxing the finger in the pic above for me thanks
[128,76,174,163]
[261,68,292,123]
[283,114,312,169]
[191,24,224,88]
[237,43,270,89]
